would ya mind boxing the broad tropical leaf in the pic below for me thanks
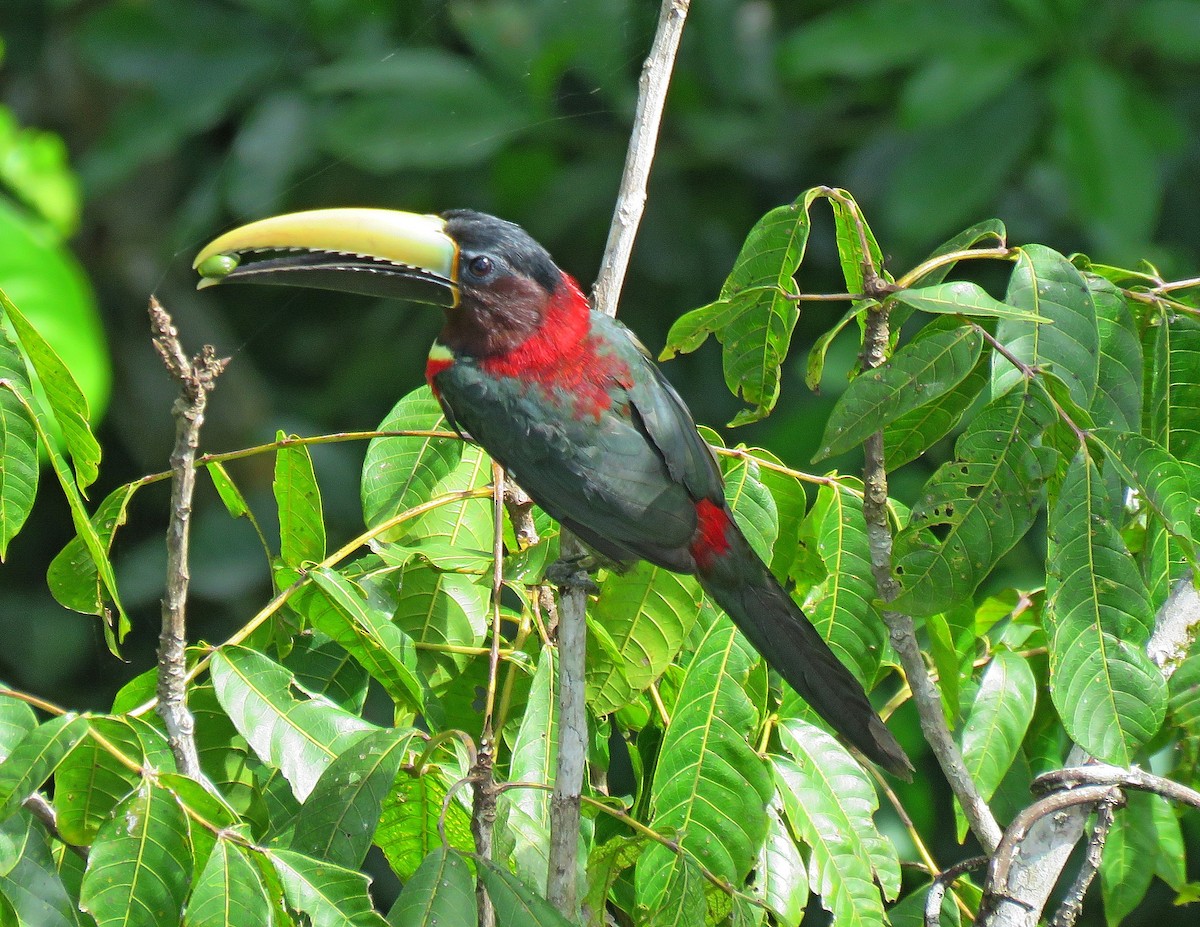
[210,645,375,801]
[377,769,475,881]
[991,245,1100,407]
[1,290,101,491]
[635,619,773,911]
[891,384,1056,616]
[799,480,885,686]
[184,838,271,927]
[387,847,476,927]
[893,281,1041,322]
[54,716,146,845]
[0,328,36,559]
[290,727,414,870]
[476,856,575,927]
[817,319,983,459]
[0,713,86,822]
[267,848,388,927]
[586,563,703,716]
[662,190,824,424]
[80,781,192,927]
[1045,453,1165,763]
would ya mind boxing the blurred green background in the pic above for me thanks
[2,0,1199,921]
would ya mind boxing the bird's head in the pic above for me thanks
[193,208,583,356]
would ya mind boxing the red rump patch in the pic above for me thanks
[691,499,732,572]
[481,274,631,420]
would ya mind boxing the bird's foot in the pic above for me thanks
[546,555,601,594]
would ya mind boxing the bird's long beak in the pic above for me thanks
[193,208,459,307]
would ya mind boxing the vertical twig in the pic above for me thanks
[857,288,1003,852]
[472,464,508,927]
[546,1,691,916]
[149,296,226,778]
[1048,797,1118,927]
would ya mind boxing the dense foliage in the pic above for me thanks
[2,2,1200,926]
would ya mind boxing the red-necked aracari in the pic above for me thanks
[194,208,912,776]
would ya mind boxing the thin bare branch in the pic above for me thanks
[1049,798,1117,927]
[547,0,691,915]
[857,286,1002,851]
[149,296,227,778]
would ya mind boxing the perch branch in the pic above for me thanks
[857,289,1002,851]
[149,296,226,778]
[546,0,691,916]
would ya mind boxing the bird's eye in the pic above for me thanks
[467,255,494,279]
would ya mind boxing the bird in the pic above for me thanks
[194,207,912,776]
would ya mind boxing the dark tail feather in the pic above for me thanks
[697,528,913,778]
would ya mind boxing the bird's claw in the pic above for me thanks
[546,555,600,593]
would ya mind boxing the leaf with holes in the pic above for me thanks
[891,384,1057,617]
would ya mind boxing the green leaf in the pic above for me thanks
[206,461,250,519]
[285,632,370,714]
[806,303,865,391]
[1045,453,1165,764]
[586,563,704,716]
[46,481,136,619]
[392,565,489,688]
[0,327,36,559]
[1151,794,1187,891]
[757,799,808,925]
[377,769,475,881]
[0,202,108,418]
[584,836,644,927]
[362,386,464,534]
[54,716,145,845]
[290,727,413,870]
[907,219,1008,287]
[992,245,1100,409]
[663,191,823,424]
[722,452,779,563]
[496,645,556,890]
[8,381,127,647]
[1101,792,1158,927]
[828,188,890,295]
[892,384,1057,616]
[1,289,101,491]
[0,812,82,927]
[303,567,424,710]
[80,781,193,927]
[799,481,885,687]
[387,847,476,927]
[773,722,895,927]
[637,856,705,927]
[210,645,375,801]
[1092,429,1196,566]
[817,320,983,459]
[0,697,36,760]
[893,280,1042,322]
[274,435,325,567]
[1149,313,1200,464]
[955,651,1036,840]
[883,346,988,469]
[476,856,575,927]
[0,713,85,822]
[636,619,773,910]
[267,848,388,927]
[184,838,272,927]
[1087,275,1142,432]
